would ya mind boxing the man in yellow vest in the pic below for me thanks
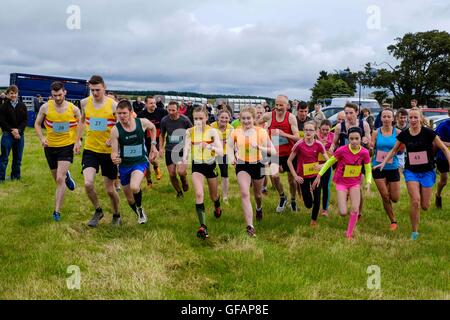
[76,75,120,227]
[35,81,82,222]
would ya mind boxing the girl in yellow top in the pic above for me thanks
[183,106,223,239]
[227,106,276,237]
[211,109,234,203]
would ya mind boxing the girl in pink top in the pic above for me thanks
[287,121,328,226]
[312,127,372,239]
[316,120,335,217]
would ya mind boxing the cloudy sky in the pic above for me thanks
[1,0,449,100]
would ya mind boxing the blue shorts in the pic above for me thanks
[119,162,149,186]
[403,169,436,188]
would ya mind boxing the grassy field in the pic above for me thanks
[0,131,449,300]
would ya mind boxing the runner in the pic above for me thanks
[138,96,167,188]
[76,75,120,227]
[287,121,328,226]
[330,102,372,218]
[256,105,270,195]
[258,95,299,213]
[370,108,401,231]
[159,101,192,198]
[435,113,450,209]
[374,107,450,240]
[228,106,276,236]
[34,81,81,221]
[211,109,234,203]
[296,102,313,139]
[313,127,372,239]
[316,120,335,217]
[395,108,409,170]
[183,106,223,238]
[110,100,157,224]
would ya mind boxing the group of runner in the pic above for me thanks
[33,77,450,241]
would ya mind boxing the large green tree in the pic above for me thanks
[362,30,450,107]
[310,77,354,103]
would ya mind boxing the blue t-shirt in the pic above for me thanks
[435,119,450,161]
[372,127,398,170]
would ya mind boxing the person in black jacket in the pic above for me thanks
[0,85,28,181]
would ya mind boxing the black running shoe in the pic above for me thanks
[246,225,256,237]
[197,224,209,239]
[87,209,104,227]
[214,207,222,219]
[436,196,442,209]
[111,214,122,226]
[276,196,287,213]
[256,208,263,221]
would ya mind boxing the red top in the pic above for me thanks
[268,110,294,157]
[292,140,326,178]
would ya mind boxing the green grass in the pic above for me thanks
[0,131,449,300]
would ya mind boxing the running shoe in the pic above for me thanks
[65,170,75,191]
[223,197,229,204]
[276,196,287,213]
[111,214,122,226]
[411,231,420,241]
[310,220,318,228]
[214,207,222,219]
[290,199,297,212]
[321,210,329,217]
[256,208,263,221]
[176,191,184,199]
[436,196,442,209]
[246,225,256,237]
[87,209,104,227]
[155,167,163,180]
[53,211,61,222]
[197,224,209,239]
[390,222,398,232]
[137,207,148,224]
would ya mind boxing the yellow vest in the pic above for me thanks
[211,121,232,153]
[190,125,215,163]
[84,96,116,154]
[44,100,78,148]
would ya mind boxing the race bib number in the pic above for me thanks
[303,162,320,175]
[272,135,289,146]
[376,151,393,164]
[343,165,362,178]
[169,135,182,144]
[408,151,428,165]
[123,145,142,158]
[53,122,69,133]
[90,118,107,131]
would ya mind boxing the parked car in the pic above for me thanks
[320,97,381,119]
[421,108,448,119]
[430,115,449,129]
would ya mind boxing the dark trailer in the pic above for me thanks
[9,73,89,126]
[10,73,89,101]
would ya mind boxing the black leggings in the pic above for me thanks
[320,168,332,210]
[300,177,322,221]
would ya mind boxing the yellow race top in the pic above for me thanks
[84,96,116,154]
[44,100,78,148]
